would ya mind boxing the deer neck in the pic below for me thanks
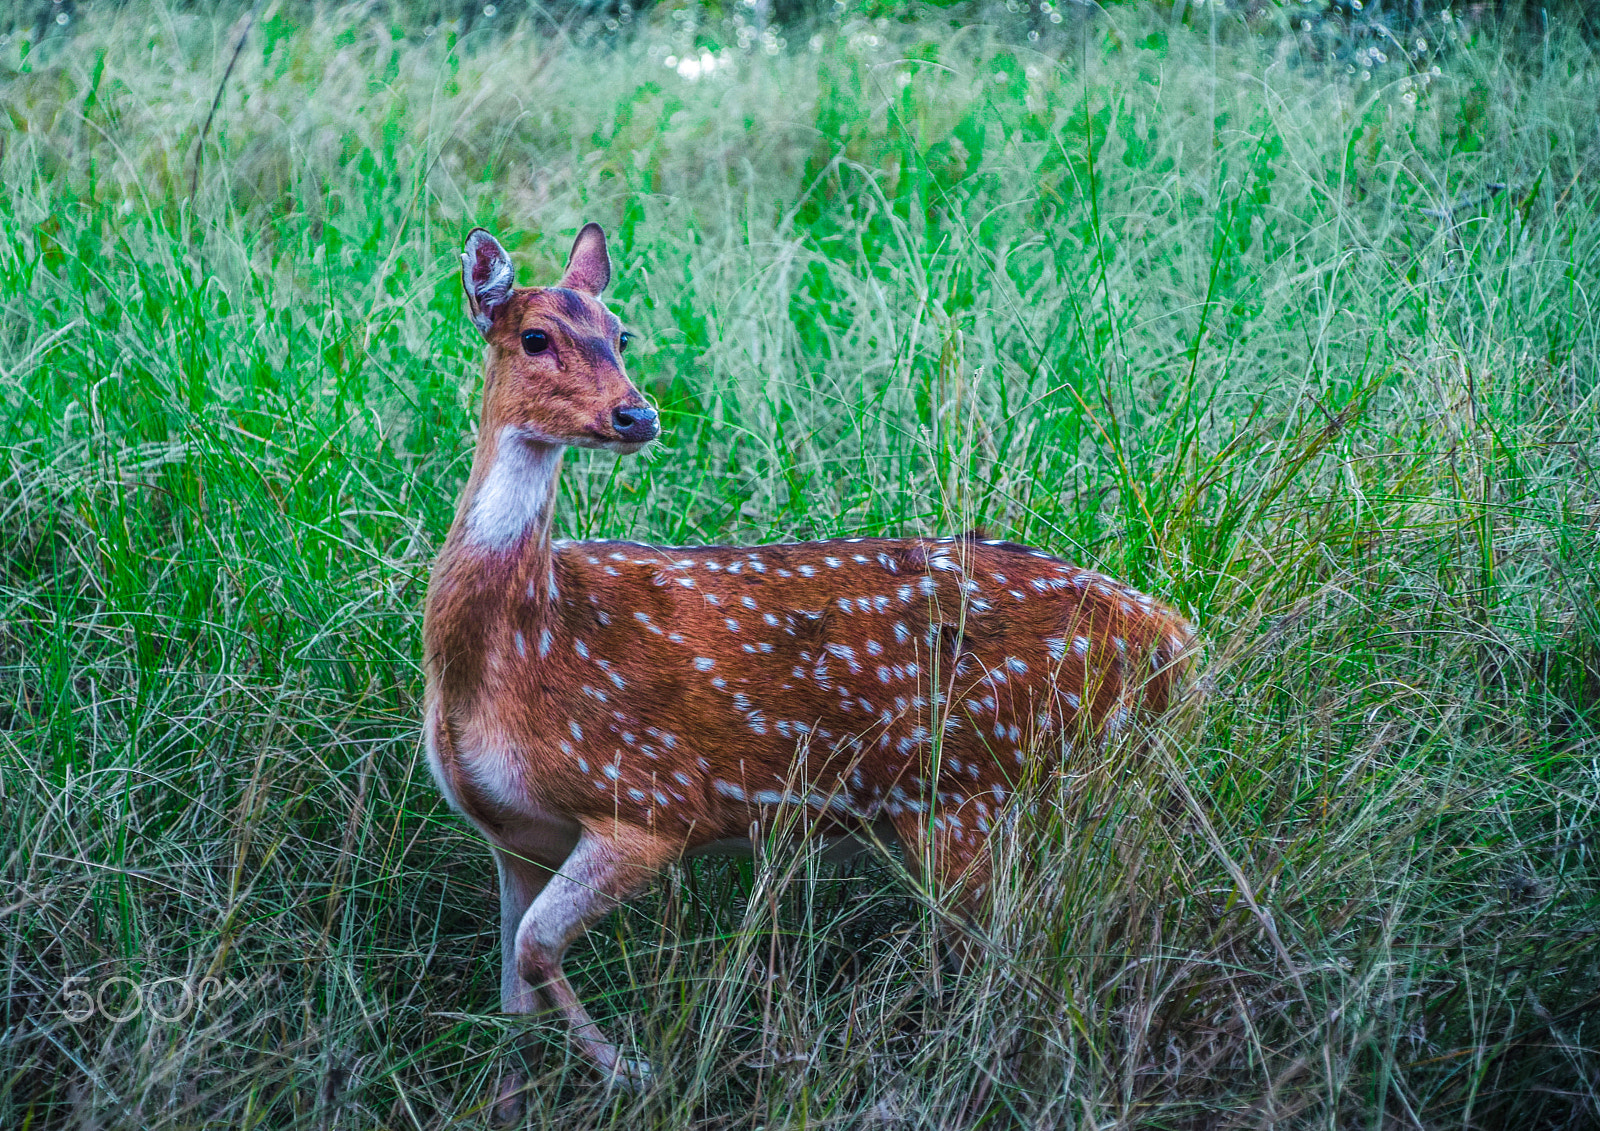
[459,422,564,561]
[429,420,567,678]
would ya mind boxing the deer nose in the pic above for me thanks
[611,404,659,443]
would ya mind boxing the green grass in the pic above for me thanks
[2,2,1597,1127]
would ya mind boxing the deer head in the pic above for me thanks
[461,224,659,453]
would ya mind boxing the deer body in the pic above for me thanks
[423,226,1197,1112]
[429,533,1190,848]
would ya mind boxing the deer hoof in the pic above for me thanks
[490,1072,528,1126]
[604,1057,654,1093]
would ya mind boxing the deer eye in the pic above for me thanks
[521,329,549,354]
[619,331,632,353]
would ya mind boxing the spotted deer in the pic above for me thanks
[423,224,1199,1115]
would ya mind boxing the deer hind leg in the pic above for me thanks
[890,809,994,971]
[513,825,680,1088]
[491,847,560,1125]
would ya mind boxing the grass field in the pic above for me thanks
[2,1,1597,1127]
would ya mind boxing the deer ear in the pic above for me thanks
[462,228,515,337]
[559,223,611,295]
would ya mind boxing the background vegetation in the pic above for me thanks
[2,0,1596,1126]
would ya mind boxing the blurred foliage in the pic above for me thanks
[6,0,1599,48]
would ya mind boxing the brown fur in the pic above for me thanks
[423,226,1198,1104]
[430,534,1193,853]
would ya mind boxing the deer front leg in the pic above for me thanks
[513,825,680,1089]
[491,847,559,1126]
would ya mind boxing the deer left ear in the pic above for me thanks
[559,223,611,295]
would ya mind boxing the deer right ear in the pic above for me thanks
[462,228,515,337]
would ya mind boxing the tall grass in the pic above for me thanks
[1,2,1596,1127]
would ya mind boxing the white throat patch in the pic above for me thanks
[466,426,560,551]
